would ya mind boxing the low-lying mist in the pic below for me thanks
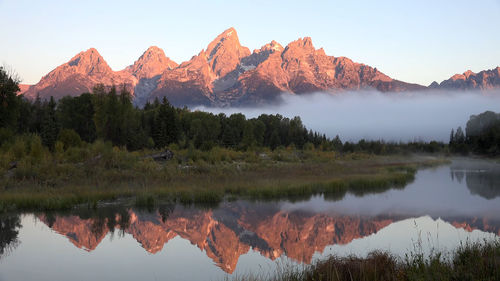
[196,90,500,142]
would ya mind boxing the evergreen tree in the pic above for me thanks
[41,96,59,149]
[241,122,255,149]
[152,97,180,148]
[332,135,343,151]
[0,66,21,130]
[269,129,281,150]
[455,126,465,144]
[30,94,44,134]
[57,93,96,143]
[252,120,265,147]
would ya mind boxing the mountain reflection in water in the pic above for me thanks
[28,202,500,273]
[1,161,500,280]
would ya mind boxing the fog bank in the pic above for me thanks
[196,90,500,142]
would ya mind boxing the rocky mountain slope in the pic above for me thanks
[23,48,137,100]
[17,84,30,95]
[22,27,429,107]
[430,67,500,90]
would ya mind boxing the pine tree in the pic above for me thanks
[0,66,21,130]
[269,129,281,150]
[152,98,180,148]
[241,122,255,149]
[41,96,59,149]
[332,135,343,151]
[455,127,465,144]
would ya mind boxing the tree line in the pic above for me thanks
[1,67,448,154]
[450,110,500,155]
[1,70,334,151]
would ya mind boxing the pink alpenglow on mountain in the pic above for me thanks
[24,48,136,100]
[24,27,499,107]
[127,46,178,80]
[430,67,500,90]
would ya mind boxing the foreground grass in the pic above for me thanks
[0,139,448,212]
[227,239,500,281]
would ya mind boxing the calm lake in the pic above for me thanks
[1,159,499,281]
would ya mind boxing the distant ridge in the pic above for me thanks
[430,67,500,90]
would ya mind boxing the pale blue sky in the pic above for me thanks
[1,0,499,85]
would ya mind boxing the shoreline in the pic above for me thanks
[0,146,448,212]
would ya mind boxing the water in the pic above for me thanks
[1,159,499,281]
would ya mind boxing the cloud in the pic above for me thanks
[196,90,500,142]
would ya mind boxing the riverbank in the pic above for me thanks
[0,142,448,212]
[226,239,500,281]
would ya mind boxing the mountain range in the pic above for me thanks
[21,27,500,107]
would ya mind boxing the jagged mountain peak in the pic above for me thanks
[129,46,178,79]
[257,40,284,54]
[143,45,164,55]
[464,70,475,77]
[206,27,239,54]
[67,47,111,74]
[73,47,100,58]
[281,37,317,60]
[23,47,135,100]
[286,37,315,50]
[204,27,251,77]
[436,66,500,90]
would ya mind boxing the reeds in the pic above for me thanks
[225,239,500,281]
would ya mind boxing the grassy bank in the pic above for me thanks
[0,139,448,212]
[227,239,500,281]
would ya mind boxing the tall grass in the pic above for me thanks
[226,239,500,281]
[0,138,448,212]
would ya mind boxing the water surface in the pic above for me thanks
[0,159,499,281]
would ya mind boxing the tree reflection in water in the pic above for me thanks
[0,214,21,259]
[451,164,500,199]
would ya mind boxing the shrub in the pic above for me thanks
[29,135,45,163]
[303,142,315,151]
[58,129,82,150]
[0,128,14,146]
[10,137,26,159]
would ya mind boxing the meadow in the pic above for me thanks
[0,135,447,212]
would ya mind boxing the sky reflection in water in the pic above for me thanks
[0,160,499,281]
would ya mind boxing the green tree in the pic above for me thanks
[57,93,96,142]
[252,120,265,147]
[57,128,82,150]
[332,135,343,151]
[41,96,59,149]
[269,129,281,150]
[0,66,21,130]
[455,126,465,144]
[241,122,255,149]
[152,97,180,148]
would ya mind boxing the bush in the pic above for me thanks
[58,129,82,150]
[10,137,27,159]
[0,128,14,146]
[29,135,46,163]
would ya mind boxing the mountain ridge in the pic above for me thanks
[21,27,500,107]
[430,67,500,90]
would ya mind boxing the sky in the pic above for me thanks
[1,0,500,85]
